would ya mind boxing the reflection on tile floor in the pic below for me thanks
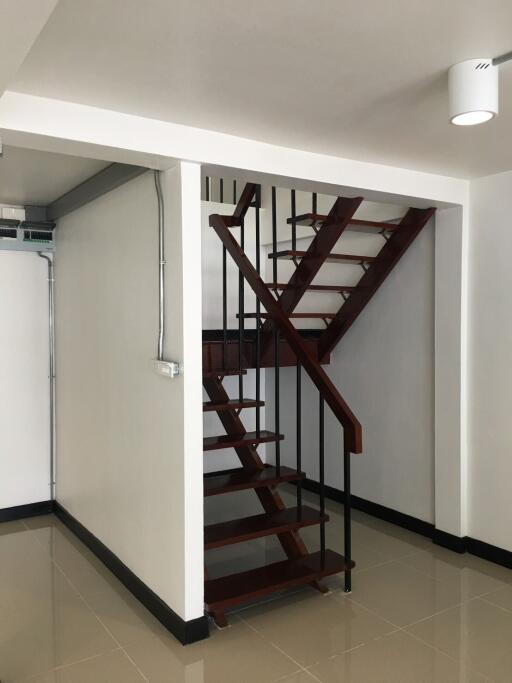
[1,491,511,681]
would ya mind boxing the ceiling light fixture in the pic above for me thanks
[449,50,512,126]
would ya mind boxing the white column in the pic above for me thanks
[163,161,204,619]
[434,205,468,539]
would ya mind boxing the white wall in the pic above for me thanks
[468,170,512,551]
[55,167,204,621]
[0,251,50,508]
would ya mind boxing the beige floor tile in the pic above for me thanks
[0,519,26,536]
[239,589,395,667]
[481,582,512,612]
[24,514,66,531]
[308,630,488,683]
[25,517,121,599]
[19,650,145,683]
[347,560,463,627]
[3,511,508,683]
[87,585,298,682]
[272,671,320,683]
[406,597,512,682]
[125,618,299,683]
[0,527,59,618]
[400,545,512,600]
[0,533,118,681]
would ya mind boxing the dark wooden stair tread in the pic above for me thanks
[204,466,304,496]
[288,212,399,232]
[267,283,357,293]
[268,250,376,264]
[204,430,283,451]
[203,398,264,412]
[202,368,247,378]
[204,506,328,550]
[205,549,354,610]
[238,312,335,320]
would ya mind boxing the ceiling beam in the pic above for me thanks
[46,163,147,220]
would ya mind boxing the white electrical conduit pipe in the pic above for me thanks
[153,170,180,377]
[38,251,56,501]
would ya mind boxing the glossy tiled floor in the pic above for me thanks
[2,489,512,682]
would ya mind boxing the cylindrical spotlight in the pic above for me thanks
[449,58,498,125]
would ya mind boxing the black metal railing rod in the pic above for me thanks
[255,185,261,437]
[312,192,317,214]
[222,245,227,368]
[291,189,297,251]
[233,180,237,204]
[238,217,245,402]
[344,445,352,592]
[274,327,280,476]
[319,395,325,560]
[205,176,210,201]
[220,178,224,203]
[297,362,302,515]
[272,186,277,285]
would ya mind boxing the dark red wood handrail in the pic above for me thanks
[210,212,362,453]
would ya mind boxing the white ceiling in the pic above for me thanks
[0,145,107,206]
[8,0,512,179]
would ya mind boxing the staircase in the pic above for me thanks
[203,183,435,627]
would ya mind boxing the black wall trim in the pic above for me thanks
[54,502,209,645]
[299,477,435,539]
[432,528,466,554]
[0,500,54,523]
[467,537,512,570]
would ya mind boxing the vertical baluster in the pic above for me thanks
[222,245,227,368]
[205,176,210,201]
[220,178,224,203]
[255,185,261,437]
[296,362,302,516]
[344,445,352,592]
[291,189,297,252]
[272,186,277,285]
[233,180,237,205]
[238,217,245,402]
[319,396,325,563]
[312,191,317,214]
[274,327,280,476]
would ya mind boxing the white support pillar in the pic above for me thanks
[434,205,468,543]
[163,161,204,620]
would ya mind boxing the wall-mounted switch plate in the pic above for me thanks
[153,359,180,378]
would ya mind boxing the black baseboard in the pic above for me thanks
[467,536,512,570]
[0,500,54,523]
[54,502,209,645]
[432,528,466,554]
[299,477,435,539]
